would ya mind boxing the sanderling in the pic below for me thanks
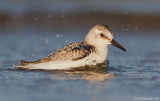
[14,24,126,70]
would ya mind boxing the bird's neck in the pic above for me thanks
[84,41,108,63]
[94,44,108,63]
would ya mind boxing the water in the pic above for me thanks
[0,28,160,101]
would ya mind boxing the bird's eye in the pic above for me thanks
[100,33,104,37]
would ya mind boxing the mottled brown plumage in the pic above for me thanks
[42,41,95,62]
[19,41,95,65]
[96,24,112,33]
[42,41,94,62]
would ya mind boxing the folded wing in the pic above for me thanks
[17,41,95,66]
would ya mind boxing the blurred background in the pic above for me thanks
[0,0,160,101]
[0,0,160,32]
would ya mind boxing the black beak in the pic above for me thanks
[111,39,126,52]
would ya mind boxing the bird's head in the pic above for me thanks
[85,24,126,52]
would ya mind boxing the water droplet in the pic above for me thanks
[35,18,38,21]
[135,27,138,30]
[32,53,35,57]
[77,10,80,14]
[45,32,48,34]
[48,14,52,18]
[60,34,63,37]
[56,34,60,38]
[45,38,49,44]
[125,12,128,15]
[15,18,18,21]
[61,16,64,18]
[21,46,25,49]
[61,9,65,12]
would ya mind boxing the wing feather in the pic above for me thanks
[41,41,94,63]
[17,41,94,66]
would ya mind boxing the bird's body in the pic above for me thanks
[14,24,126,70]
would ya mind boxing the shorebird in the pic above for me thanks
[14,24,126,70]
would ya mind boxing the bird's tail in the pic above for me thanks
[19,60,30,65]
[13,59,42,69]
[13,60,31,68]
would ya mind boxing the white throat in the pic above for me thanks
[94,44,108,63]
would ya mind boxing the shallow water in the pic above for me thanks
[0,28,160,101]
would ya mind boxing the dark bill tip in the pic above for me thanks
[111,39,126,52]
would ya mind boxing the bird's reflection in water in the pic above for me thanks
[56,71,114,83]
[17,61,114,83]
[56,62,114,82]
